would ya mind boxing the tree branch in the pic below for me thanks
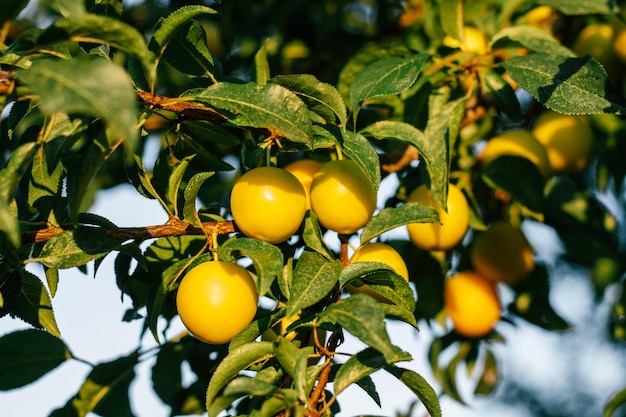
[21,218,236,244]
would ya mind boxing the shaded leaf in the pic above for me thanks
[385,366,442,417]
[13,269,61,336]
[479,68,522,122]
[206,341,274,417]
[538,0,619,15]
[491,25,575,57]
[604,385,626,417]
[342,130,381,193]
[333,347,411,395]
[302,211,335,261]
[474,349,499,396]
[0,329,70,390]
[162,20,214,77]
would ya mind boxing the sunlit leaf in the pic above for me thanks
[16,58,138,146]
[342,130,381,193]
[286,251,341,317]
[502,54,626,115]
[361,203,439,244]
[183,82,313,146]
[491,25,575,57]
[385,366,442,417]
[12,269,60,336]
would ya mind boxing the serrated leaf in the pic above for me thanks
[321,294,402,362]
[422,98,466,209]
[286,251,341,317]
[361,203,439,244]
[206,341,274,417]
[385,366,441,417]
[34,227,124,269]
[360,120,428,163]
[270,74,347,126]
[14,269,60,336]
[184,82,314,146]
[162,20,214,77]
[349,54,428,114]
[0,329,70,390]
[347,265,416,311]
[502,54,626,115]
[183,171,214,227]
[29,140,66,212]
[302,211,335,261]
[219,238,283,297]
[342,130,381,193]
[479,68,523,122]
[180,120,241,146]
[481,155,545,214]
[150,5,217,57]
[491,25,575,57]
[16,58,138,146]
[39,13,149,64]
[0,142,38,202]
[333,347,411,395]
[51,353,139,417]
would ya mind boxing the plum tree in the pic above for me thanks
[1,2,626,417]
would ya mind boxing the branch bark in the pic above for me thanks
[21,218,236,244]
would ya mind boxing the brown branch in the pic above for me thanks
[136,90,228,124]
[21,218,236,244]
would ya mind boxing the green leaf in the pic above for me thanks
[150,5,217,57]
[0,329,70,390]
[474,349,499,396]
[491,26,575,57]
[502,54,626,115]
[180,120,241,147]
[333,347,411,396]
[34,227,124,269]
[346,263,416,311]
[439,0,463,41]
[479,68,523,122]
[206,341,275,417]
[538,0,619,15]
[360,120,427,161]
[0,142,38,202]
[385,366,442,417]
[162,20,215,77]
[39,13,149,64]
[302,211,335,261]
[422,97,466,209]
[361,203,439,244]
[273,337,301,378]
[342,130,381,193]
[15,58,138,146]
[183,171,214,227]
[184,82,313,146]
[286,251,341,317]
[349,54,429,114]
[219,238,284,297]
[604,385,626,417]
[13,269,61,336]
[222,376,277,397]
[167,155,195,216]
[51,353,139,417]
[321,294,402,362]
[254,40,271,85]
[481,155,545,214]
[270,74,348,126]
[151,342,184,406]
